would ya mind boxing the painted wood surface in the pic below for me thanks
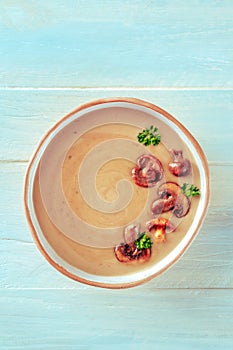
[1,90,233,162]
[0,1,233,349]
[1,290,233,350]
[0,0,233,87]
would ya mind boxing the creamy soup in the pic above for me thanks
[33,106,201,277]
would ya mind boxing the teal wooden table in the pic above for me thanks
[1,1,233,349]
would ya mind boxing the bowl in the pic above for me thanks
[24,97,210,288]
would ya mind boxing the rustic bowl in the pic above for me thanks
[24,98,210,288]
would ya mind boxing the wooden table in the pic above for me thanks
[1,1,232,349]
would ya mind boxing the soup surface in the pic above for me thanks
[33,106,201,277]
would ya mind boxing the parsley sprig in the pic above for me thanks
[135,233,153,249]
[181,183,200,197]
[137,126,161,146]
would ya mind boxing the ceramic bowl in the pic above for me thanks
[24,98,210,288]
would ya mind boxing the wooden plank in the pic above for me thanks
[0,1,232,87]
[1,162,232,289]
[0,289,232,349]
[0,90,232,162]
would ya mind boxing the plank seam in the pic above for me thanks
[1,87,233,91]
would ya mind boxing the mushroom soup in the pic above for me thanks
[32,106,201,277]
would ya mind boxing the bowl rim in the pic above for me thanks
[24,97,210,289]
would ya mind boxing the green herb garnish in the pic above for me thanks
[181,183,200,197]
[135,233,153,249]
[137,126,161,146]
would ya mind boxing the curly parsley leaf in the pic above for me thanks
[137,126,161,146]
[135,233,153,249]
[181,183,200,197]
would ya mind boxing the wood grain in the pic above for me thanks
[0,290,232,349]
[0,90,232,162]
[0,0,232,87]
